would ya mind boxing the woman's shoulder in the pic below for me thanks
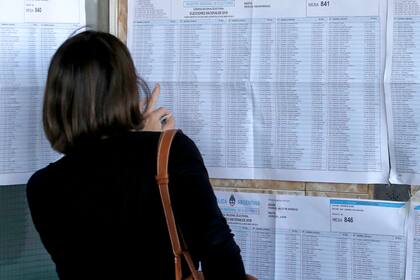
[27,167,48,189]
[165,130,204,165]
[26,155,73,198]
[172,130,199,152]
[127,130,200,156]
[26,130,202,189]
[26,164,56,202]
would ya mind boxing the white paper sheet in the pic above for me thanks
[385,0,420,184]
[128,0,389,183]
[406,202,420,280]
[0,0,85,185]
[216,191,407,280]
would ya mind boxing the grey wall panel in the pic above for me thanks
[0,186,58,280]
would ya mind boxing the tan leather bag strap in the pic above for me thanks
[156,129,202,280]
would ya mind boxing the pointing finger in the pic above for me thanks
[144,83,160,114]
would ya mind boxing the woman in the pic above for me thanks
[26,31,248,279]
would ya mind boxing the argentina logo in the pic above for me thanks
[229,194,236,207]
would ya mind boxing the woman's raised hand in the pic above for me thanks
[141,84,175,131]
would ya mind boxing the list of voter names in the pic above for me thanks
[407,205,420,280]
[387,0,420,184]
[216,192,406,280]
[0,0,85,185]
[230,228,405,280]
[128,0,389,183]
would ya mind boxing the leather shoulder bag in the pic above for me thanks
[155,129,204,280]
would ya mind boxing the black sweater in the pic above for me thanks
[26,131,246,279]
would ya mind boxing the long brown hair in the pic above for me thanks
[43,31,144,154]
